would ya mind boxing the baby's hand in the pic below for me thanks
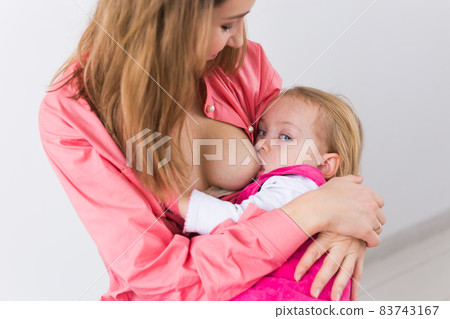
[203,185,235,198]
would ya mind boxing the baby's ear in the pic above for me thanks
[318,153,340,179]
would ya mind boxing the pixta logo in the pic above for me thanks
[126,129,324,175]
[126,129,172,176]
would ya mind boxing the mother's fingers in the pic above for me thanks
[372,190,385,209]
[364,230,380,248]
[339,174,364,184]
[374,222,383,235]
[350,253,365,301]
[330,254,357,301]
[377,207,387,226]
[294,237,330,281]
[310,249,345,299]
[366,187,386,224]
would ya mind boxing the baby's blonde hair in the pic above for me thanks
[281,87,363,177]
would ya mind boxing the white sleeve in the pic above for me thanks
[183,189,246,235]
[184,175,319,235]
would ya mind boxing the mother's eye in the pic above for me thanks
[221,24,236,32]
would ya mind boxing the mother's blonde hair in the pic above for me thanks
[50,0,247,201]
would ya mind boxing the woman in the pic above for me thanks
[38,0,385,301]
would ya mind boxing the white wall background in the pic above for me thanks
[0,0,449,300]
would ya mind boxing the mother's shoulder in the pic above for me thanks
[244,39,267,63]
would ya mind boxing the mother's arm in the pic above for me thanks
[39,97,314,301]
[282,175,385,246]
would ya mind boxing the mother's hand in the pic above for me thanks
[281,175,386,247]
[294,232,367,301]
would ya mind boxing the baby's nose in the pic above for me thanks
[257,138,270,153]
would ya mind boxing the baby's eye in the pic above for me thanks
[257,129,267,137]
[280,134,292,141]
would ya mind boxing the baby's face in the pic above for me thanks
[255,96,327,177]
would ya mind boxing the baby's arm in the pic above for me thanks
[178,186,235,219]
[179,175,319,235]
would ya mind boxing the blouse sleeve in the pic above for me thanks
[38,96,308,301]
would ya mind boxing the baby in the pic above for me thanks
[178,86,363,301]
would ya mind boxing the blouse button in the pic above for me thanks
[248,125,254,133]
[207,105,215,113]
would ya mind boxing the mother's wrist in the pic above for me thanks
[280,190,324,237]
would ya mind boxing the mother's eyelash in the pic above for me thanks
[221,24,236,32]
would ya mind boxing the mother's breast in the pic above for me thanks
[196,117,261,191]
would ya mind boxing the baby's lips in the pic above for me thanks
[255,167,265,178]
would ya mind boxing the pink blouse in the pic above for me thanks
[38,40,309,300]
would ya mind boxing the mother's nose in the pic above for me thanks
[226,21,244,49]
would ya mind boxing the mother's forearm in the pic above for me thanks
[280,175,386,247]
